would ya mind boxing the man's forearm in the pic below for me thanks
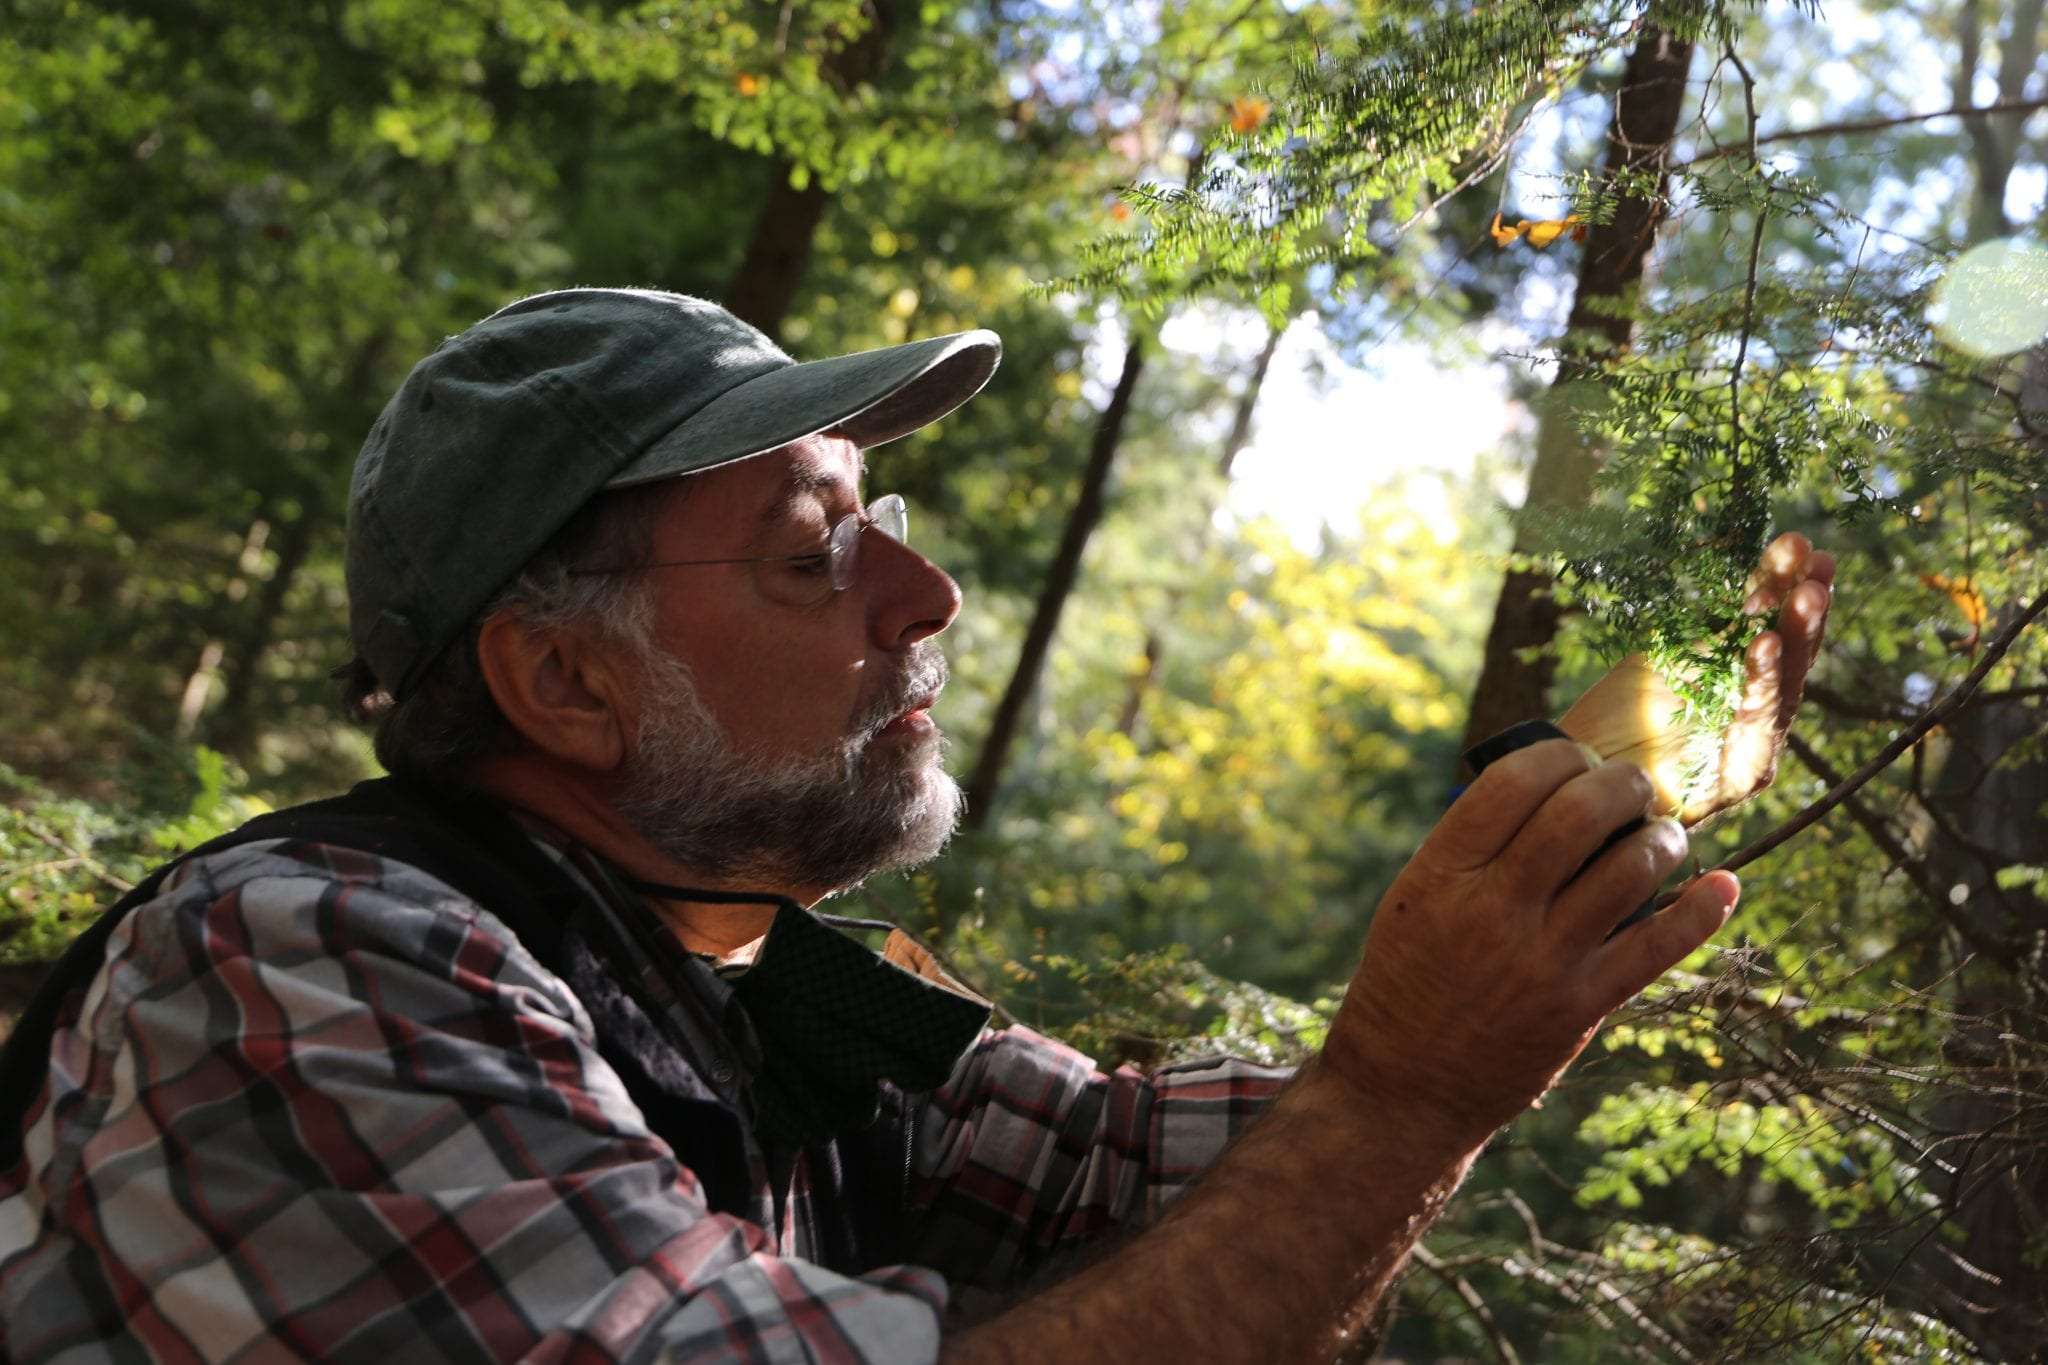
[942,1060,1481,1364]
[941,712,1767,1361]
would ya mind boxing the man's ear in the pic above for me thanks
[476,610,632,772]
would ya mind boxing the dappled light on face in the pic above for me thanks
[1928,238,2048,359]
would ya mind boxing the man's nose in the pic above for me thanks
[864,527,961,649]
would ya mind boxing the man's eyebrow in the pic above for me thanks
[754,457,864,534]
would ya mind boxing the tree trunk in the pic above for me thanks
[721,0,897,341]
[173,514,271,739]
[725,174,833,341]
[1953,0,2044,242]
[1115,319,1284,737]
[1215,320,1283,482]
[1458,26,1696,756]
[963,333,1149,830]
[211,504,321,758]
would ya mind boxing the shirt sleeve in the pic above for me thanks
[0,840,942,1365]
[905,1024,1293,1290]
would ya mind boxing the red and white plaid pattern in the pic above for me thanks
[1,839,1289,1362]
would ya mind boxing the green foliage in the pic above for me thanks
[992,939,1331,1071]
[0,749,265,966]
[1576,1082,1932,1224]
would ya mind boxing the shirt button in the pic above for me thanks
[710,1061,735,1085]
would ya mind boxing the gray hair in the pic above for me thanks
[339,481,679,786]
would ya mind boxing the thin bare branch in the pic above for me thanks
[1722,42,1767,496]
[1412,1245,1522,1365]
[1675,96,2048,171]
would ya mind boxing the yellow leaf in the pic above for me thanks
[1521,214,1587,248]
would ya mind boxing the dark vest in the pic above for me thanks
[0,777,916,1274]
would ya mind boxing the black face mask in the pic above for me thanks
[626,882,990,1146]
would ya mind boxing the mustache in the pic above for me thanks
[851,644,950,744]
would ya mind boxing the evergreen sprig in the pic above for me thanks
[1059,0,1643,313]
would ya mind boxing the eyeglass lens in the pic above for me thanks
[828,494,909,592]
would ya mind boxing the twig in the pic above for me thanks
[1412,1244,1522,1365]
[1674,95,2048,171]
[10,817,134,895]
[8,858,86,879]
[1803,680,1913,723]
[1671,591,2048,896]
[1500,1255,1619,1334]
[1722,44,1767,497]
[1502,1255,1691,1361]
[1971,685,2048,703]
[1818,223,1871,362]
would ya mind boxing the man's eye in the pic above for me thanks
[786,554,830,575]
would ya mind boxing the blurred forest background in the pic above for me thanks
[3,0,2046,1358]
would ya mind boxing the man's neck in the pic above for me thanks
[470,753,820,957]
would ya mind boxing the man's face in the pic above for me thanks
[610,434,966,893]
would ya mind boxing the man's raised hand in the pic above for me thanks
[1559,531,1837,825]
[1317,739,1739,1146]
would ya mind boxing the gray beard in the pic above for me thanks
[612,642,962,892]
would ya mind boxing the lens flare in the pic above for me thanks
[1929,238,2048,359]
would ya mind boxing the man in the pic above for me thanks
[0,289,1834,1362]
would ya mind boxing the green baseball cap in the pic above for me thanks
[346,287,1002,696]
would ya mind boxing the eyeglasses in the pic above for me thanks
[570,493,909,606]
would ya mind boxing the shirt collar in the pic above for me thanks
[518,823,989,1145]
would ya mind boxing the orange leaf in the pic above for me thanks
[1916,573,1982,646]
[1227,96,1271,133]
[735,72,761,97]
[1109,201,1133,223]
[1491,213,1585,249]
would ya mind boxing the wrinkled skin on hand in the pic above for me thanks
[1559,532,1836,825]
[1321,740,1741,1147]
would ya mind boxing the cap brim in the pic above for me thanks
[605,328,1001,489]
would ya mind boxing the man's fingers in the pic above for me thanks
[1741,532,1813,613]
[1774,580,1827,726]
[1431,738,1599,869]
[1737,630,1785,722]
[1771,546,1832,730]
[1586,872,1739,1014]
[1550,814,1690,947]
[1499,761,1657,900]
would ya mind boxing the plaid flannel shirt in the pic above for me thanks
[1,836,1290,1363]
